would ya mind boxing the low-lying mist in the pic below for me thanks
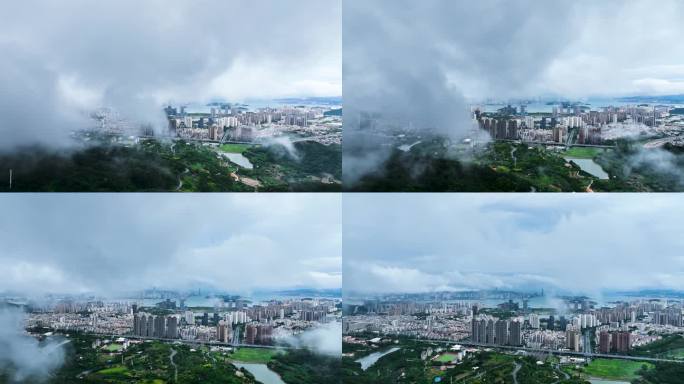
[261,136,301,161]
[281,321,342,356]
[0,308,67,383]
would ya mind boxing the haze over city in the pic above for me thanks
[344,194,684,296]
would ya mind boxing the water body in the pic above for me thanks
[355,347,400,371]
[220,153,254,169]
[398,141,422,152]
[565,157,609,179]
[118,296,221,307]
[479,99,657,114]
[183,99,339,114]
[233,362,286,384]
[114,291,337,309]
[588,379,629,384]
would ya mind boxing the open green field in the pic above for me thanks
[97,366,130,375]
[564,146,604,158]
[582,358,652,380]
[435,353,458,363]
[219,143,253,153]
[104,343,123,352]
[229,347,283,363]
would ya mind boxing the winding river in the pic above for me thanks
[220,153,254,169]
[565,157,609,179]
[355,347,401,371]
[233,362,285,384]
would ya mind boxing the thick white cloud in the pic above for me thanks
[343,0,684,182]
[0,0,341,149]
[0,194,341,296]
[343,194,684,295]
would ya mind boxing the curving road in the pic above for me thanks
[169,348,178,382]
[512,362,521,384]
[551,363,570,384]
[510,146,517,168]
[175,168,189,191]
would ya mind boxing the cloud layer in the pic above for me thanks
[343,194,684,296]
[0,308,66,383]
[282,321,342,356]
[0,0,341,149]
[0,194,341,296]
[342,0,684,181]
[345,0,684,103]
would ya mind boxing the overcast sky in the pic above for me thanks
[0,0,340,149]
[343,194,684,297]
[345,0,684,104]
[0,194,341,297]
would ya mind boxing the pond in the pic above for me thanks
[565,157,610,179]
[220,152,254,169]
[398,141,422,152]
[355,347,400,371]
[233,362,285,384]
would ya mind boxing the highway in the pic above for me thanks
[136,134,339,145]
[496,138,615,149]
[403,338,684,364]
[93,332,291,350]
[137,135,255,145]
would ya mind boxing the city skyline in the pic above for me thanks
[344,194,684,296]
[0,194,341,296]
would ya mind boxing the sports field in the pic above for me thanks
[434,353,458,363]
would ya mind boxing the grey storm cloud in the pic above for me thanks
[343,194,684,296]
[342,0,684,182]
[0,194,341,296]
[0,0,340,150]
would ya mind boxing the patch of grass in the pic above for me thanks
[97,366,130,375]
[435,353,458,363]
[564,146,603,159]
[229,347,283,363]
[104,343,123,352]
[583,358,653,380]
[219,143,253,153]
